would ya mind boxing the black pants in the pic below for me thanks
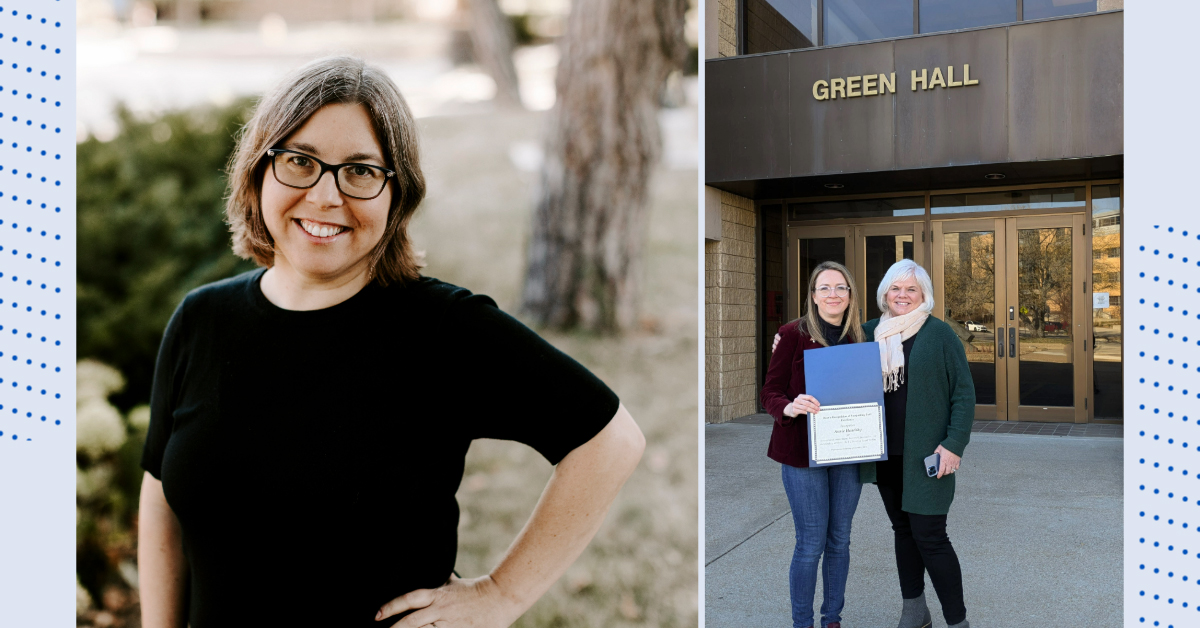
[876,457,967,625]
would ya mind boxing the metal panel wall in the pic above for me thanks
[705,52,792,181]
[787,43,896,175]
[893,28,1009,169]
[705,11,1123,186]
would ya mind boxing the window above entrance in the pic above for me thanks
[931,187,1084,215]
[788,195,924,221]
[735,0,1112,55]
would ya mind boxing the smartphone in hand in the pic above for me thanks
[924,452,941,478]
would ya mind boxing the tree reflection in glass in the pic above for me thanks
[1017,227,1073,407]
[943,231,996,405]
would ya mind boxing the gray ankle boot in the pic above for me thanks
[896,593,932,628]
[947,621,970,628]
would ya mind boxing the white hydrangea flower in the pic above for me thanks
[76,575,92,617]
[76,463,115,500]
[76,359,125,405]
[76,399,126,458]
[127,405,151,432]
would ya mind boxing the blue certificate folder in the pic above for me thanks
[803,342,887,467]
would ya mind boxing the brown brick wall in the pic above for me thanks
[705,191,758,423]
[718,0,738,57]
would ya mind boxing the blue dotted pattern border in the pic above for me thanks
[1129,222,1200,627]
[0,0,71,445]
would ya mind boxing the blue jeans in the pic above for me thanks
[781,463,863,628]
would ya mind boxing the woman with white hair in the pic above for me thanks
[859,259,975,628]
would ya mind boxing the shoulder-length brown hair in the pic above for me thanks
[795,260,865,346]
[225,55,426,285]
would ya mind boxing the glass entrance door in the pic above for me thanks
[1006,215,1087,422]
[933,219,1003,419]
[933,215,1087,422]
[854,223,925,323]
[786,225,852,321]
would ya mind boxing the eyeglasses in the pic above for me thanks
[814,285,850,297]
[266,148,395,200]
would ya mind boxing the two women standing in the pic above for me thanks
[763,259,976,628]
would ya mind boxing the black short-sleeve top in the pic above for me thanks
[141,269,619,627]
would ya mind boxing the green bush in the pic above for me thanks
[77,100,258,411]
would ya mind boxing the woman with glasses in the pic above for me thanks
[761,260,866,628]
[136,56,645,628]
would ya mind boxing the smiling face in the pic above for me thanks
[885,274,925,316]
[260,102,392,287]
[811,269,851,324]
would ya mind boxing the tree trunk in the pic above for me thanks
[521,0,688,332]
[465,0,523,109]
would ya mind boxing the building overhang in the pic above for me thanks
[708,155,1122,201]
[705,11,1123,193]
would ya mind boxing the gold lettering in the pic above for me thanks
[862,74,878,96]
[880,72,896,94]
[846,75,862,97]
[813,80,829,100]
[911,68,926,91]
[830,77,846,99]
[947,65,963,87]
[928,67,946,89]
[963,64,979,85]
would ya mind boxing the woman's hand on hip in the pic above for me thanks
[784,394,820,418]
[376,574,521,628]
[772,333,782,353]
[934,445,961,479]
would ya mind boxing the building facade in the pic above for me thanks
[704,0,1123,424]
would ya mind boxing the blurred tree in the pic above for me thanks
[467,0,523,108]
[77,101,258,411]
[522,0,689,332]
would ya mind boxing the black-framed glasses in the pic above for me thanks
[266,148,395,200]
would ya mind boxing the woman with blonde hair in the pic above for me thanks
[136,56,645,627]
[761,260,866,628]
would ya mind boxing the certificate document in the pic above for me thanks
[808,402,886,465]
[803,342,888,467]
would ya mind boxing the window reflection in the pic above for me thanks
[745,0,816,53]
[1024,0,1098,21]
[918,0,1016,33]
[931,187,1085,215]
[824,0,913,46]
[789,196,924,221]
[1091,184,1121,419]
[1017,227,1074,407]
[943,231,997,405]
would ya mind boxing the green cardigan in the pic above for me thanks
[858,316,976,515]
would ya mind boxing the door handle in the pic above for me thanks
[998,329,1005,357]
[1009,327,1017,358]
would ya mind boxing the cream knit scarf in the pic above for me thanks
[875,308,930,392]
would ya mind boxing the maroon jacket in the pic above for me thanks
[763,320,859,468]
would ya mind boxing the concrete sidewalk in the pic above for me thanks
[705,422,1122,627]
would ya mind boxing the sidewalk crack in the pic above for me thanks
[705,510,791,567]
